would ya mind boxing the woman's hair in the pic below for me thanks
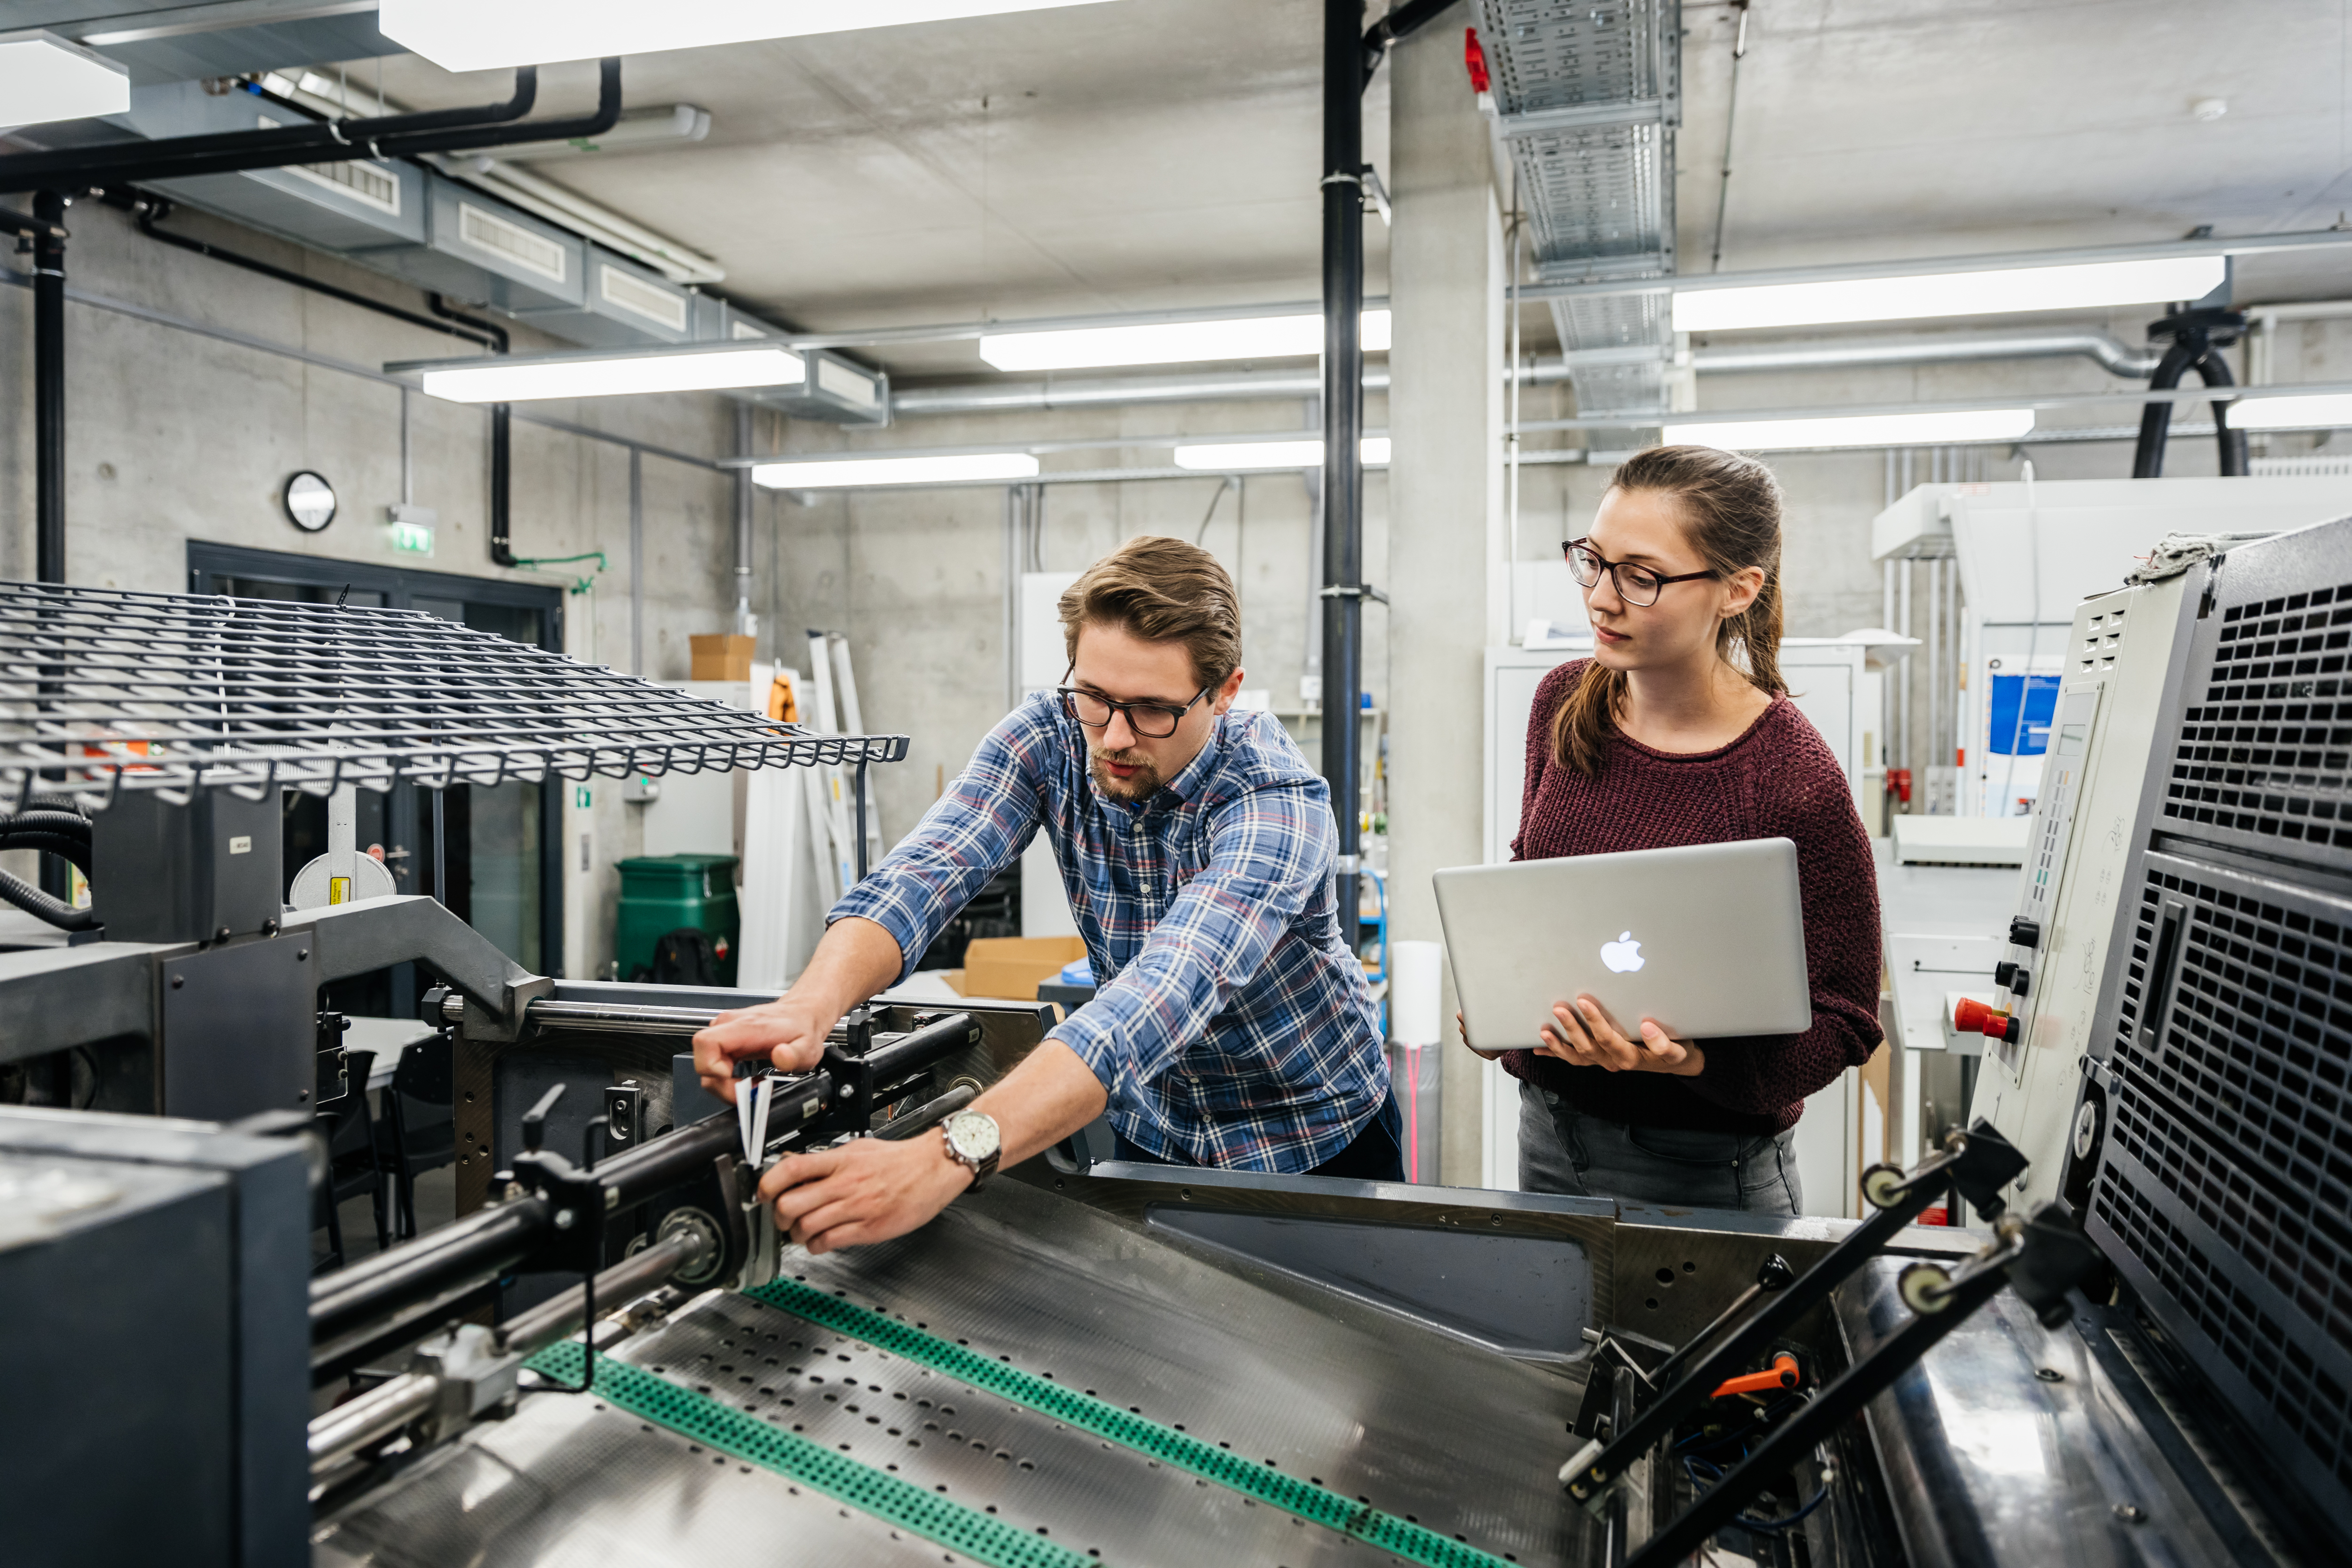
[1552,444,1786,777]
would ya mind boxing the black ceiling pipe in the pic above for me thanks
[127,195,506,351]
[421,296,519,569]
[1361,0,1458,77]
[2131,308,2250,478]
[0,60,615,193]
[0,69,538,191]
[1322,0,1367,957]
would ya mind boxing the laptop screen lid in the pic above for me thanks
[1432,838,1810,1050]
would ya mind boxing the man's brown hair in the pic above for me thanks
[1057,534,1242,691]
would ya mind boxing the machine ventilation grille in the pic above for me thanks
[0,581,906,812]
[816,357,880,409]
[2088,516,2352,1531]
[280,155,400,216]
[2162,580,2352,861]
[599,263,688,331]
[2090,1146,2352,1507]
[457,200,567,282]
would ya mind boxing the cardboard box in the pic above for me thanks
[958,936,1087,1000]
[691,634,756,682]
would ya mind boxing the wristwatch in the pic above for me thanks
[940,1110,1001,1193]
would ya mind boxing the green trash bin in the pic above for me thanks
[615,854,740,987]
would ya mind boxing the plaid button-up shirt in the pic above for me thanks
[833,693,1388,1172]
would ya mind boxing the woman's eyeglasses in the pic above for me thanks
[1058,684,1210,739]
[1562,539,1715,608]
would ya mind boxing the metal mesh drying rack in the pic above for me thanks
[0,581,909,814]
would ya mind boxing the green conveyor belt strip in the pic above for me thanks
[524,1340,1092,1568]
[745,1274,1518,1568]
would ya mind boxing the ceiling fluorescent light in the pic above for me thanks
[751,453,1040,489]
[0,31,129,128]
[2227,392,2352,431]
[1662,409,2035,451]
[1672,256,2227,334]
[1173,438,1391,471]
[982,311,1392,372]
[414,346,803,404]
[380,0,1115,72]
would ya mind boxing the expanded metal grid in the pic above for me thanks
[0,581,907,812]
[2162,575,2352,866]
[2087,519,2352,1528]
[1475,0,1678,418]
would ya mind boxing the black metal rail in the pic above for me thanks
[308,1010,981,1352]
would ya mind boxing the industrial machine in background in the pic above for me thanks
[1968,537,2214,1210]
[1871,475,2352,818]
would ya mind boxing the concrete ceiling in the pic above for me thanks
[346,0,1386,377]
[1675,0,2352,298]
[13,1,2351,373]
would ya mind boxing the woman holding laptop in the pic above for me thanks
[1470,445,1882,1213]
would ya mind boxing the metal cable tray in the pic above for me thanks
[0,580,907,812]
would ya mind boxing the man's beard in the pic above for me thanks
[1089,745,1164,801]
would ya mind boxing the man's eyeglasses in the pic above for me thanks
[1562,538,1716,608]
[1058,683,1211,740]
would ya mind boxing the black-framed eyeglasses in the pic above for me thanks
[1058,682,1211,739]
[1562,538,1716,608]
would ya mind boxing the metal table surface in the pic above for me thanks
[316,1177,1599,1567]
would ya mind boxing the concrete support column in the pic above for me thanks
[1384,10,1507,1187]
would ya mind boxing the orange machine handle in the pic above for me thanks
[1709,1353,1800,1400]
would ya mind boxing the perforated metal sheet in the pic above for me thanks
[320,1179,1595,1567]
[2085,516,2352,1531]
[1475,0,1679,418]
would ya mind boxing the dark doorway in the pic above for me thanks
[187,543,567,1010]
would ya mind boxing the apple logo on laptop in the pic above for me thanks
[1600,931,1645,973]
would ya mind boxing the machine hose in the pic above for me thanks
[0,865,97,930]
[0,831,92,872]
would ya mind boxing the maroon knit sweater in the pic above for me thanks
[1502,659,1883,1135]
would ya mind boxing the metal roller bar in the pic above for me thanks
[498,1229,710,1358]
[310,1010,981,1351]
[308,1373,441,1477]
[310,1196,551,1350]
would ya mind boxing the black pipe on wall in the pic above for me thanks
[1320,0,1367,955]
[32,189,66,586]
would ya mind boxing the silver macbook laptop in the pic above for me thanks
[1433,838,1811,1049]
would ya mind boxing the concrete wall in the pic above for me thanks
[757,399,1392,847]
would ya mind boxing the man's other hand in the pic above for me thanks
[758,1135,972,1255]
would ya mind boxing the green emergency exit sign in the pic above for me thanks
[391,519,435,556]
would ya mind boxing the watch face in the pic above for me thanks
[945,1110,1000,1162]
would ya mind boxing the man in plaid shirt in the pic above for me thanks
[694,535,1398,1254]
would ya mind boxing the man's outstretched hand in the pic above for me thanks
[689,915,905,1105]
[692,993,839,1105]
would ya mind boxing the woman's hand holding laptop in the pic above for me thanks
[1536,995,1706,1077]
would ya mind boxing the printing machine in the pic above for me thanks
[3,556,2348,1568]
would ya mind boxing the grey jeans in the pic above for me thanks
[1518,1082,1803,1214]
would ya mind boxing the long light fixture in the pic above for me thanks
[2228,392,2352,431]
[379,0,1116,72]
[0,31,129,128]
[983,311,1393,372]
[1672,256,2227,334]
[751,453,1040,489]
[402,345,804,404]
[1662,409,2035,451]
[1173,438,1391,471]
